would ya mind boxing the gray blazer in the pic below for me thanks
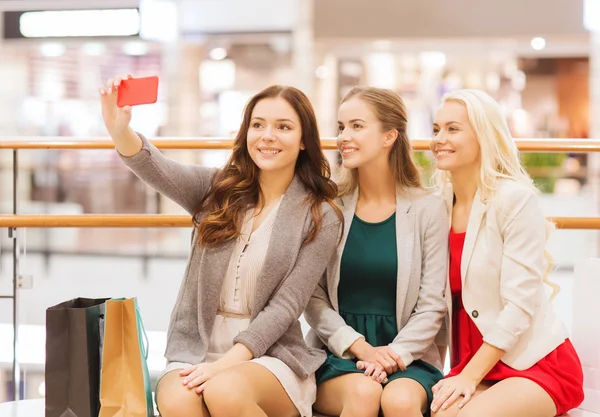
[305,188,448,371]
[120,136,342,379]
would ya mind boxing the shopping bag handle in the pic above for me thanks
[135,302,150,360]
[110,297,150,360]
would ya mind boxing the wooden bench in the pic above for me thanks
[1,399,597,417]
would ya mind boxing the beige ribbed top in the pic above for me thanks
[219,198,283,315]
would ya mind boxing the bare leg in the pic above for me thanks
[456,378,556,417]
[202,362,299,417]
[156,369,210,417]
[430,381,491,417]
[314,373,383,417]
[381,378,428,417]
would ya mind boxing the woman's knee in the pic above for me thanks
[343,377,383,409]
[381,379,427,416]
[381,391,423,415]
[156,371,207,417]
[202,370,253,414]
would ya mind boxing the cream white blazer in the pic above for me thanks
[441,179,569,370]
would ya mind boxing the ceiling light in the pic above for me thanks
[531,37,546,51]
[209,47,227,60]
[122,41,148,56]
[20,9,140,38]
[40,43,66,57]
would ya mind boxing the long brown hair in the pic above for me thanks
[337,86,422,196]
[195,85,342,246]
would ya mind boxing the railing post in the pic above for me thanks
[590,32,600,257]
[11,149,20,401]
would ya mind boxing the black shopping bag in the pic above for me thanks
[45,298,109,417]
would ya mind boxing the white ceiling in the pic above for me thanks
[314,0,587,39]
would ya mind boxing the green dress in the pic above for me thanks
[315,213,443,407]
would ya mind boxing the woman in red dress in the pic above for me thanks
[428,89,584,417]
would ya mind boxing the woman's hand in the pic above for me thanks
[356,361,388,384]
[352,340,406,375]
[98,74,144,156]
[430,374,478,412]
[98,74,133,137]
[179,363,223,395]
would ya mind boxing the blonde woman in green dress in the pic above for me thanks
[305,86,448,417]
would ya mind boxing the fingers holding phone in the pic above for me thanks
[99,74,135,136]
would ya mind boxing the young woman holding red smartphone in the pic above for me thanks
[99,75,343,417]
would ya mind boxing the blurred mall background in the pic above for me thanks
[0,0,599,404]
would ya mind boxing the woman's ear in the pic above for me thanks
[384,129,399,147]
[300,141,306,150]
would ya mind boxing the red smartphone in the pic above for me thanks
[117,76,159,107]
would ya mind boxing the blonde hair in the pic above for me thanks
[432,89,559,300]
[337,86,422,196]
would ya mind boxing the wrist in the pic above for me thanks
[348,338,370,359]
[458,370,482,386]
[112,126,136,140]
[107,124,128,138]
[212,359,230,373]
[110,128,144,156]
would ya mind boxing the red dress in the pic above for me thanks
[447,229,584,416]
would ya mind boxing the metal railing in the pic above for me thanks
[1,136,599,401]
